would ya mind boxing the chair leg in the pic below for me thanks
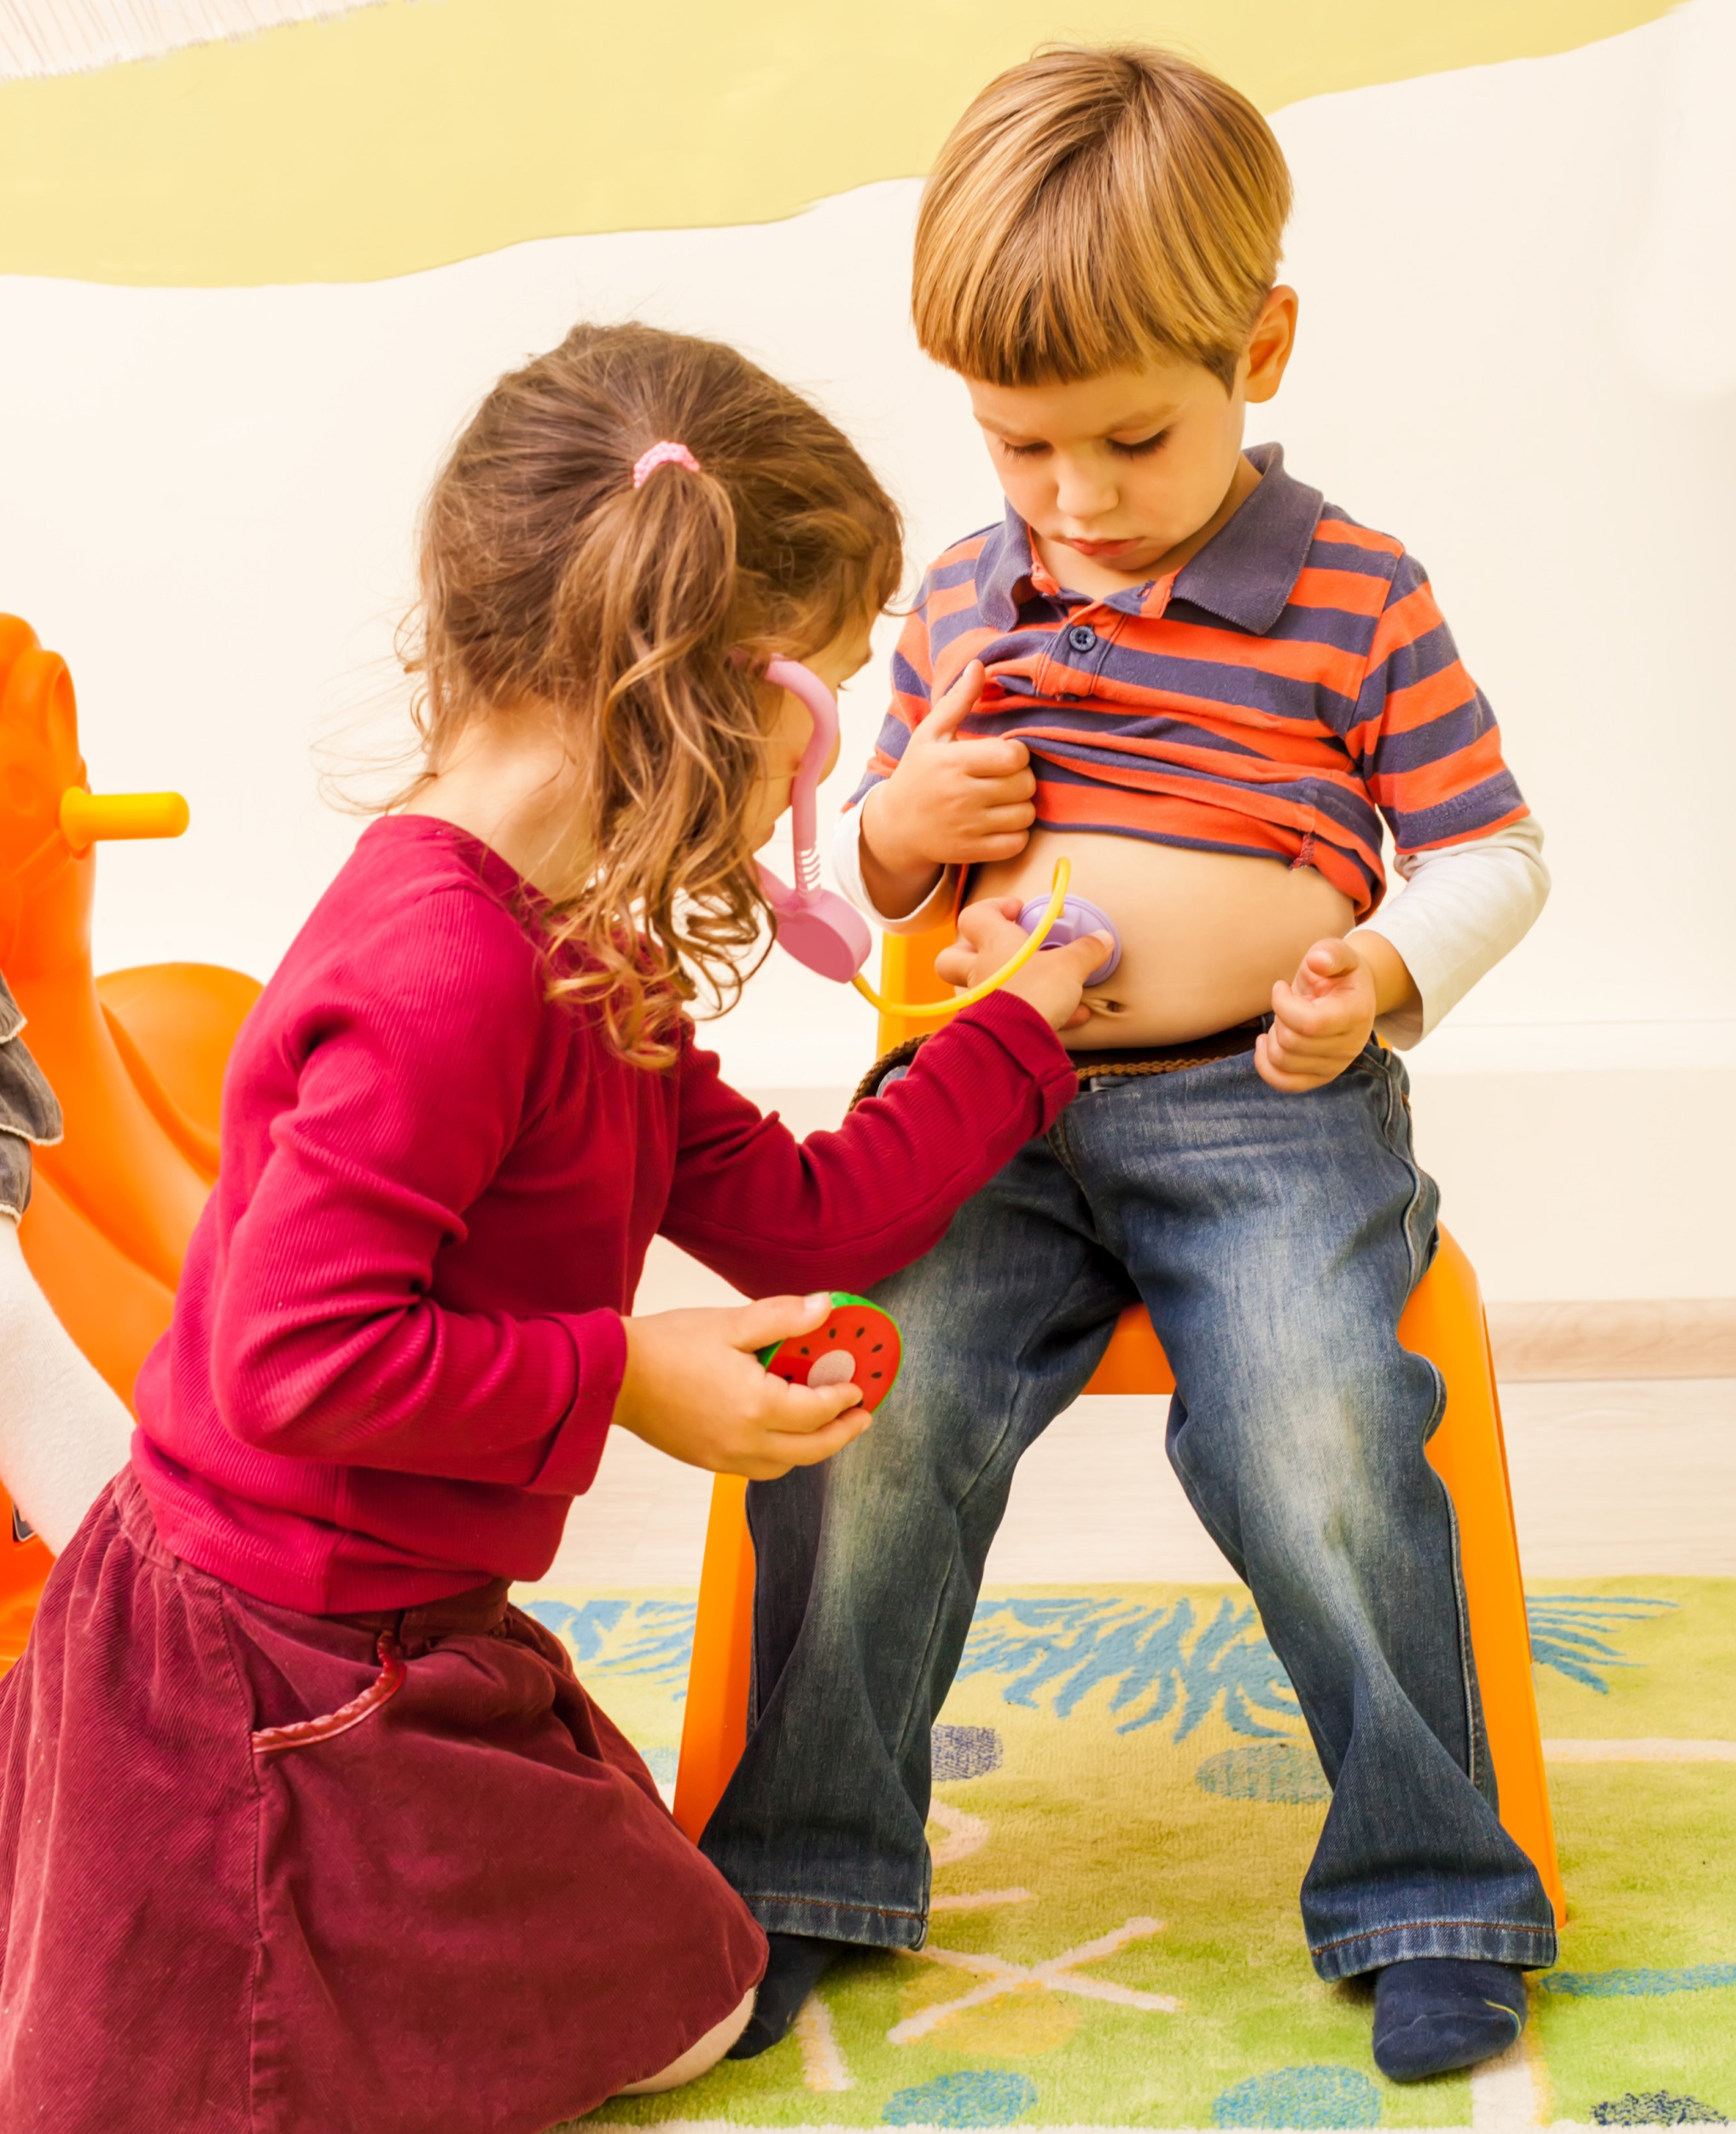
[1405,1230,1567,1926]
[673,1474,757,1843]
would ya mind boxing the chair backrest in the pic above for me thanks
[876,924,958,1054]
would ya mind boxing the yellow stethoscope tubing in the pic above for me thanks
[849,859,1073,1019]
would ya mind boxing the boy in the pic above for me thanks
[705,47,1555,2082]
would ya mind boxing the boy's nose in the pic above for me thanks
[1052,469,1118,523]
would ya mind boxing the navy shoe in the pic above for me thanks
[1372,1958,1527,2080]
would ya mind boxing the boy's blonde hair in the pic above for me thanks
[913,45,1290,392]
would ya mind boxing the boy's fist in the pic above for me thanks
[938,895,1108,1032]
[1256,937,1379,1093]
[859,661,1036,914]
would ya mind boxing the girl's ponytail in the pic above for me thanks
[407,322,903,1068]
[546,438,766,1060]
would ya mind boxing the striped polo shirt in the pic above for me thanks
[846,443,1528,916]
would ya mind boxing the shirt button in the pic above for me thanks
[1066,624,1098,653]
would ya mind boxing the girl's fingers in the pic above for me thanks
[756,1408,872,1471]
[955,895,1025,936]
[762,1377,865,1433]
[727,1291,834,1355]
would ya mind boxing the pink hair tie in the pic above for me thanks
[632,440,702,488]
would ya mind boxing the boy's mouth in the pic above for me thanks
[1064,536,1145,561]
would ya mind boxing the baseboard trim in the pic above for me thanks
[1487,1299,1736,1381]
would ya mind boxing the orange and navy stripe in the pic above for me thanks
[846,443,1527,916]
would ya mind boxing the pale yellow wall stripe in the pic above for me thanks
[0,0,1675,286]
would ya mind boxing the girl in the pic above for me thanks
[0,324,1108,2133]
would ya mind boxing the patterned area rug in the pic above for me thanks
[514,1577,1736,2131]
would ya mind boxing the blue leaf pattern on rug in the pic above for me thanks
[1544,1965,1736,1997]
[521,1589,1676,1729]
[521,1598,696,1686]
[1524,1595,1677,1693]
[956,1596,1300,1738]
[883,2072,1038,2125]
[1195,1742,1329,1803]
[1211,2064,1381,2127]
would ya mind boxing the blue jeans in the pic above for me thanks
[701,1041,1558,1980]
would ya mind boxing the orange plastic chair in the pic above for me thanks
[0,618,260,1666]
[674,924,1565,1929]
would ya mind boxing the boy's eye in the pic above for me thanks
[1001,440,1050,458]
[1109,429,1170,458]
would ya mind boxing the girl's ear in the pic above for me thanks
[1243,285,1299,405]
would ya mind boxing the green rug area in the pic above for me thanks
[516,1577,1736,2129]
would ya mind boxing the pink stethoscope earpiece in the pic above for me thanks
[754,659,874,982]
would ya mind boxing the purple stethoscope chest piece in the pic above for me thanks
[1017,893,1121,987]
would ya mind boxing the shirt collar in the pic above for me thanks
[973,441,1324,637]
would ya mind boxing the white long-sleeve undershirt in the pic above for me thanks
[0,1216,135,1554]
[829,802,1549,1049]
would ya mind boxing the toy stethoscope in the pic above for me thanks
[757,658,1121,1015]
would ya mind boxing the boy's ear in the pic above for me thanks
[1243,286,1299,405]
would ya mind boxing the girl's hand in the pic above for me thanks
[859,662,1036,916]
[615,1293,871,1479]
[937,895,1110,1032]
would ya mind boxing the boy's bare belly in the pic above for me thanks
[972,829,1355,1049]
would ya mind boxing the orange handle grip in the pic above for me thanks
[59,790,190,850]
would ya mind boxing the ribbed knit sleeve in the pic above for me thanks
[661,989,1076,1297]
[206,883,621,1493]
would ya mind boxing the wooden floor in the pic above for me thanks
[551,1379,1736,1589]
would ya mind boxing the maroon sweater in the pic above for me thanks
[132,817,1075,1612]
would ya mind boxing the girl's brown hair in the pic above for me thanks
[407,322,902,1069]
[913,46,1290,392]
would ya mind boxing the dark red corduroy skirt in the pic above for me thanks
[0,1468,766,2132]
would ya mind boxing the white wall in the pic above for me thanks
[0,8,1729,1297]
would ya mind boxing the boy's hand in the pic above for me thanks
[1256,937,1381,1092]
[937,895,1109,1032]
[615,1294,870,1480]
[859,661,1036,916]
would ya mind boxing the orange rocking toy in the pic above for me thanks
[0,616,261,1666]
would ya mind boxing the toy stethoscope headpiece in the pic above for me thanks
[754,660,1119,1015]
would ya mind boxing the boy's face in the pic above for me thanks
[965,287,1296,594]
